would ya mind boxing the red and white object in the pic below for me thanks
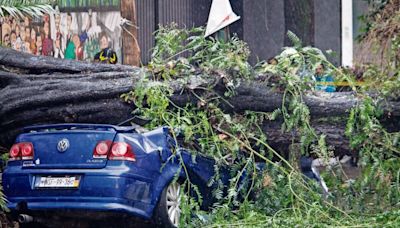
[93,140,112,159]
[93,141,136,161]
[109,142,136,162]
[204,0,241,37]
[9,142,34,160]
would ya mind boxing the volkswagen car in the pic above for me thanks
[2,123,226,227]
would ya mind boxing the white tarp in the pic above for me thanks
[204,0,241,37]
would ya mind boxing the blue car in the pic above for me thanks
[2,123,226,227]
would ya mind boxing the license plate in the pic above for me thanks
[35,176,80,188]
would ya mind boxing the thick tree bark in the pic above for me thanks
[284,0,314,46]
[0,47,136,74]
[0,48,398,157]
[121,0,141,66]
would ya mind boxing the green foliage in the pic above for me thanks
[357,0,389,40]
[287,30,302,49]
[123,26,400,227]
[355,0,400,90]
[341,96,400,212]
[256,31,333,155]
[149,24,252,80]
[0,0,54,18]
[0,148,8,211]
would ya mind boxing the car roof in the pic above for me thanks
[23,123,136,133]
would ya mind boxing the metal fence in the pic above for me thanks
[135,0,342,65]
[136,0,210,64]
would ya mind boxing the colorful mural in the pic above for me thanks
[1,5,122,64]
[58,0,120,8]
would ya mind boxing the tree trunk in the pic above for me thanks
[0,47,136,74]
[121,0,141,66]
[284,0,314,46]
[0,47,399,157]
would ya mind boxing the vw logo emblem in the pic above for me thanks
[57,138,70,153]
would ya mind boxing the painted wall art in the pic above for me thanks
[1,1,122,64]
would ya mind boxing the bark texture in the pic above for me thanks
[284,0,314,46]
[121,0,141,66]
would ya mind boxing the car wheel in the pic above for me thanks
[154,181,182,228]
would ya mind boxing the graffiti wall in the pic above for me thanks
[1,2,122,64]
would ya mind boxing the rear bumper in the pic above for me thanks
[2,164,157,219]
[6,198,152,219]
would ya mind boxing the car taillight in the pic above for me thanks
[9,142,34,160]
[109,142,136,161]
[21,143,34,159]
[93,140,112,158]
[9,144,21,160]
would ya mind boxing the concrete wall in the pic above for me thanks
[314,0,341,65]
[243,0,341,65]
[243,0,285,64]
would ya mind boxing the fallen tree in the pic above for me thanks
[1,24,400,227]
[1,47,399,156]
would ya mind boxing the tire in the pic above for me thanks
[154,181,182,228]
